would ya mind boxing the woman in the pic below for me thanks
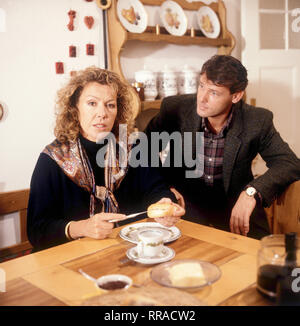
[27,67,184,251]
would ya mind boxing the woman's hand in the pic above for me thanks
[170,187,185,209]
[68,212,126,240]
[152,197,185,228]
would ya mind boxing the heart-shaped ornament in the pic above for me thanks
[84,16,94,29]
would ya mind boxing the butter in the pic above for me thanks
[168,262,206,287]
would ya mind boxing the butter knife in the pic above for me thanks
[109,211,147,223]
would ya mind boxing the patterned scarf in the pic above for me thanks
[43,137,129,217]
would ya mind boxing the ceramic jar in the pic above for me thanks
[178,65,199,95]
[134,66,157,101]
[158,65,178,99]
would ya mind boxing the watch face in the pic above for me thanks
[246,187,256,196]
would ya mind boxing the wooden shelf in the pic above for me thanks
[127,32,232,47]
[141,100,162,111]
[101,0,236,120]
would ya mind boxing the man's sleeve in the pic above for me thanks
[249,111,300,207]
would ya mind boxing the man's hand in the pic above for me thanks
[229,191,256,236]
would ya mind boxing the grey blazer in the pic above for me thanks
[145,94,300,207]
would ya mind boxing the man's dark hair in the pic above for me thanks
[200,55,248,94]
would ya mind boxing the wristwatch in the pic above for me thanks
[244,186,260,203]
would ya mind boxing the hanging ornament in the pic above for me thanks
[84,16,94,29]
[67,10,76,31]
[86,43,95,55]
[69,45,76,57]
[55,62,64,74]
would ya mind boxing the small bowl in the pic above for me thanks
[96,274,132,291]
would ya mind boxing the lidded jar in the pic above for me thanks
[178,64,199,95]
[134,65,157,101]
[256,233,300,301]
[157,65,178,99]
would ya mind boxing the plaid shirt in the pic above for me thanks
[200,109,234,186]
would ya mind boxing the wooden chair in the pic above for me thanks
[0,189,32,262]
[264,180,300,235]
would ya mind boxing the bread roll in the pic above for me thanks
[147,203,175,218]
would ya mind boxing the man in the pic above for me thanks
[145,55,300,239]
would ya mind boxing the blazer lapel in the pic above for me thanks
[181,99,201,156]
[223,104,243,193]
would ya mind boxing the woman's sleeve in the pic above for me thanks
[27,153,70,251]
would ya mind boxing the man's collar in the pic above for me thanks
[201,105,236,136]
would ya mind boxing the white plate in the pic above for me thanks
[151,259,222,289]
[197,6,220,39]
[160,0,188,36]
[119,222,181,244]
[117,0,148,33]
[126,245,175,264]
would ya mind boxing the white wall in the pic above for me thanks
[0,0,240,247]
[0,0,104,247]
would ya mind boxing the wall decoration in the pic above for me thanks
[84,16,94,29]
[55,62,64,74]
[86,43,95,55]
[69,45,76,57]
[67,10,76,31]
[0,103,4,121]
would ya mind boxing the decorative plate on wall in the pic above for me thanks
[160,0,188,36]
[117,0,148,33]
[197,6,220,39]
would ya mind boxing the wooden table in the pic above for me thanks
[0,219,272,306]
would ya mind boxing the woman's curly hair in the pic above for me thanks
[54,66,135,143]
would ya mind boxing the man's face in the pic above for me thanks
[196,73,240,119]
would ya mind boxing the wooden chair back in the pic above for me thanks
[0,189,32,261]
[265,181,300,235]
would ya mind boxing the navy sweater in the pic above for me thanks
[27,136,175,251]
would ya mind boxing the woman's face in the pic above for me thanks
[77,82,117,142]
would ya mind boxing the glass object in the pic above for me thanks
[151,259,221,290]
[260,13,285,49]
[257,234,300,301]
[131,82,145,101]
[259,0,285,10]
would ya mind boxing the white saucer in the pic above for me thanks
[126,246,175,265]
[120,222,181,244]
